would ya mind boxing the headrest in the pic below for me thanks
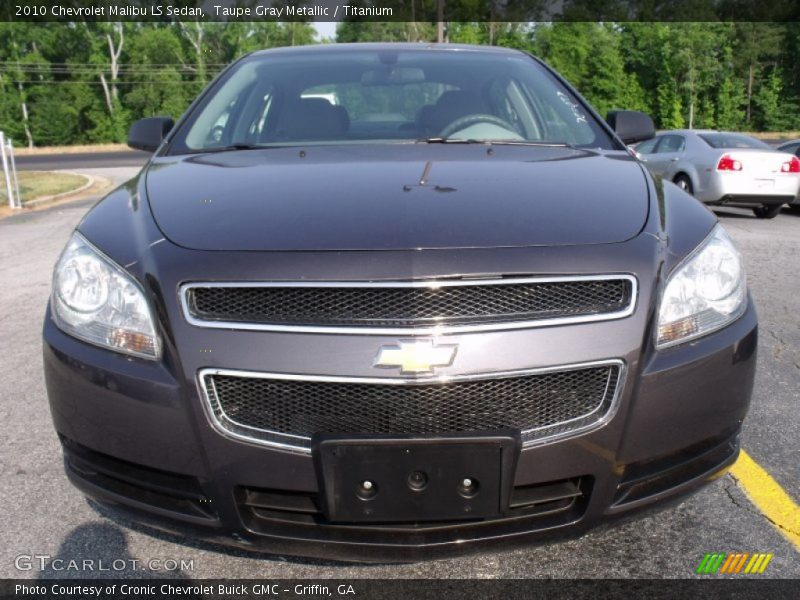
[276,98,349,140]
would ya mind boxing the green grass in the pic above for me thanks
[747,131,800,141]
[0,171,87,205]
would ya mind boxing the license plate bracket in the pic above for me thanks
[314,431,520,523]
[755,178,775,190]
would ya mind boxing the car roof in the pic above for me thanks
[662,130,766,137]
[249,42,527,58]
[658,130,712,135]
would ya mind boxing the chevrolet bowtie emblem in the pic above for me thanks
[374,340,458,374]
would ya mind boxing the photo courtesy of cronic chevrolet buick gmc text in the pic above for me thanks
[43,44,756,562]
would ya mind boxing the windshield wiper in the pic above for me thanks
[217,142,269,152]
[418,137,575,148]
[419,137,485,144]
[485,140,575,148]
[223,143,263,150]
[195,142,272,154]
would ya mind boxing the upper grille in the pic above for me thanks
[182,276,636,333]
[201,363,622,451]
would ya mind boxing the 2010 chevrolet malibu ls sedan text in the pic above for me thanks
[43,44,756,562]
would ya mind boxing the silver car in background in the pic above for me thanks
[636,130,800,219]
[776,139,800,213]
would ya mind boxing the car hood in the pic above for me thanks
[145,145,649,252]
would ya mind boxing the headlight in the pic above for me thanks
[51,233,161,359]
[657,225,747,349]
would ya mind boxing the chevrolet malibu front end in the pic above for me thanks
[43,44,756,561]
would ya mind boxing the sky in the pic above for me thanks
[312,22,338,41]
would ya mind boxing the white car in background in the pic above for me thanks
[636,130,800,219]
[776,139,800,213]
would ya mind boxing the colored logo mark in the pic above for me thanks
[696,552,773,574]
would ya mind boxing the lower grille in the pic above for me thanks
[613,431,740,507]
[200,362,623,452]
[61,436,217,522]
[237,477,589,534]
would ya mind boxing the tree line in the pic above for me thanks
[1,21,798,147]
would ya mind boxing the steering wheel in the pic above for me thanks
[439,114,518,138]
[208,125,225,143]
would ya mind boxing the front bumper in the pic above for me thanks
[43,298,757,562]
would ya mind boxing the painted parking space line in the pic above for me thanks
[729,449,800,551]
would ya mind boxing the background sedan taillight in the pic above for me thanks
[717,154,743,171]
[780,156,800,172]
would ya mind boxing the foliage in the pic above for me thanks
[0,22,315,147]
[3,21,800,147]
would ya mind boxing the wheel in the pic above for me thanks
[791,204,800,214]
[673,174,693,195]
[752,205,783,219]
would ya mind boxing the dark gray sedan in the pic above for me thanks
[43,44,756,561]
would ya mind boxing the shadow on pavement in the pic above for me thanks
[35,521,190,580]
[713,206,799,220]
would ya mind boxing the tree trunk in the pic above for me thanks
[16,82,33,148]
[9,37,34,147]
[408,1,417,42]
[106,23,124,104]
[195,23,205,81]
[746,63,754,123]
[180,22,206,84]
[100,73,113,115]
[437,0,444,43]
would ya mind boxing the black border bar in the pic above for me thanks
[3,1,800,23]
[0,578,797,600]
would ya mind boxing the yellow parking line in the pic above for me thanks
[729,449,800,551]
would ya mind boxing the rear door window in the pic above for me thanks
[636,137,659,154]
[699,133,772,150]
[658,135,685,153]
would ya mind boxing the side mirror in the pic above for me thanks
[128,117,175,152]
[606,110,655,145]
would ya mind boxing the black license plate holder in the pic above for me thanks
[314,431,520,523]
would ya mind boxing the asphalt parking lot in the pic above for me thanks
[0,168,797,579]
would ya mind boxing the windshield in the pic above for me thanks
[169,48,615,153]
[699,133,773,150]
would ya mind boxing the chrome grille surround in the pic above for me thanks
[197,360,626,454]
[180,275,637,335]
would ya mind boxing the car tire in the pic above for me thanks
[791,204,800,214]
[674,174,693,195]
[752,205,783,219]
